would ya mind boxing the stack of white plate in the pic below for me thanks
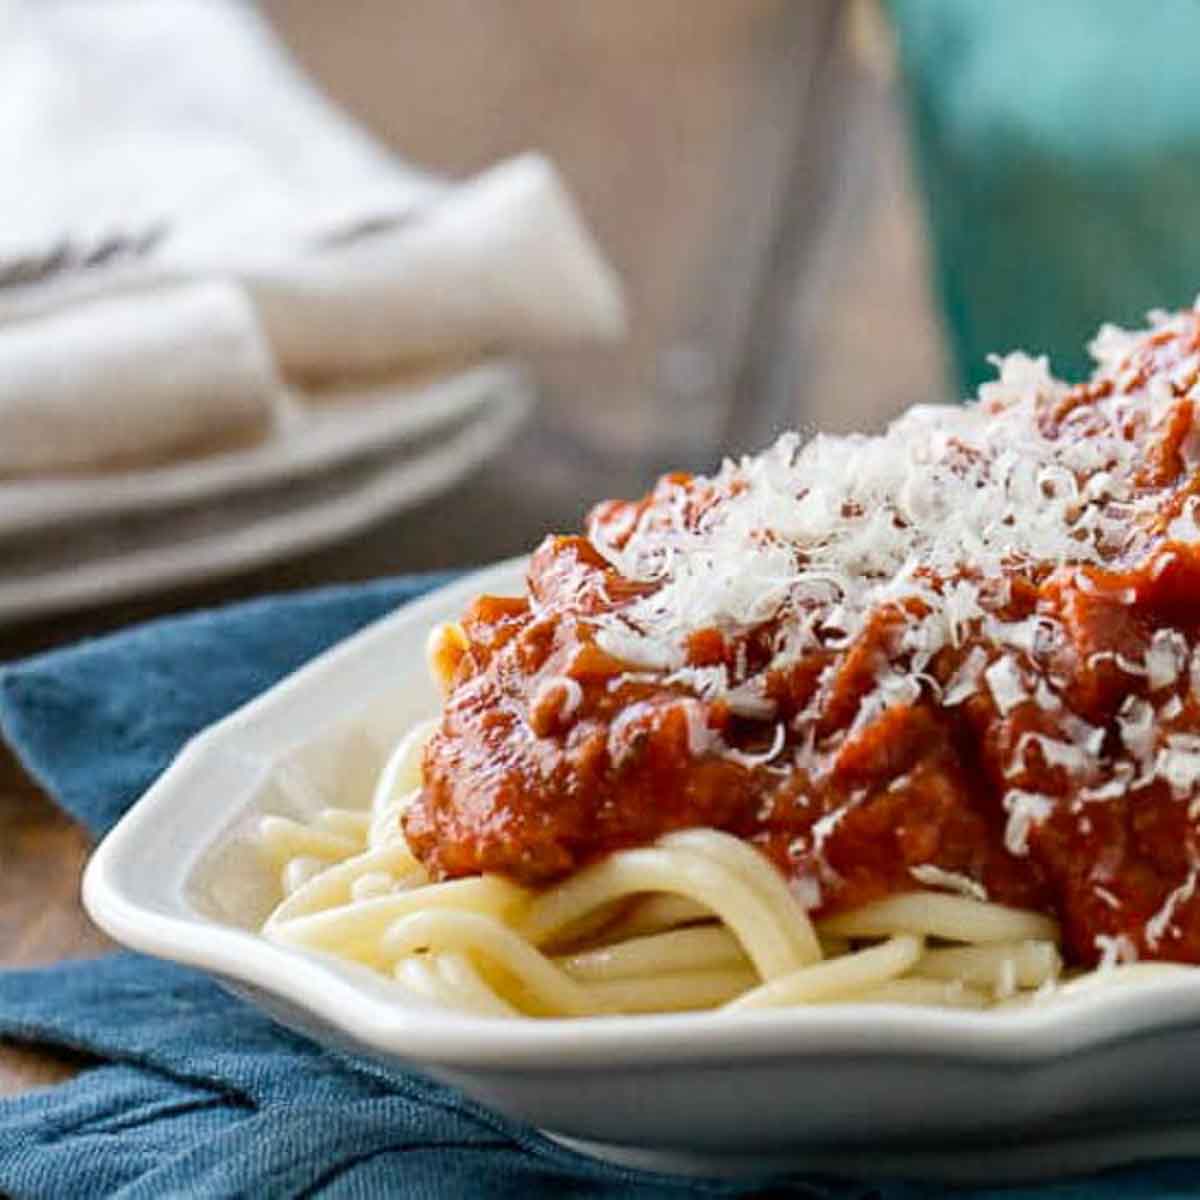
[0,360,532,626]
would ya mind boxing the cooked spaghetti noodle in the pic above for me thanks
[260,303,1200,1016]
[258,709,1188,1017]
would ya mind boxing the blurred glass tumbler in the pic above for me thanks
[264,0,947,539]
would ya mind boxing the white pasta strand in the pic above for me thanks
[350,871,401,903]
[831,977,990,1009]
[368,794,419,852]
[658,829,822,964]
[266,876,529,964]
[915,940,1062,991]
[432,953,522,1018]
[599,895,714,942]
[387,915,793,1018]
[281,856,327,897]
[537,898,640,953]
[393,955,444,999]
[257,816,360,866]
[313,808,372,841]
[265,844,426,929]
[382,910,596,1017]
[556,925,750,982]
[368,718,438,849]
[519,845,806,980]
[818,892,1058,944]
[582,967,759,1014]
[727,935,924,1010]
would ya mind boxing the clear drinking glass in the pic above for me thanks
[263,0,948,571]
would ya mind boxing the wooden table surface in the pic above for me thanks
[0,0,944,1099]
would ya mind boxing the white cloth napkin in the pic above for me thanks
[0,0,625,475]
[0,282,278,476]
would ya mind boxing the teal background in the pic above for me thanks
[889,0,1200,392]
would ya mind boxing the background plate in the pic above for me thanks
[0,364,531,624]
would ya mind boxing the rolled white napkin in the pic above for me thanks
[247,154,626,381]
[0,282,279,476]
[0,0,625,476]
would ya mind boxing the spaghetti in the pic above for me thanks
[257,681,1185,1016]
[260,302,1200,1016]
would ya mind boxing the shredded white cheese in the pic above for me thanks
[1146,867,1199,950]
[1095,933,1139,969]
[1147,629,1188,691]
[721,722,786,769]
[1155,739,1200,799]
[1002,790,1054,856]
[984,656,1027,716]
[586,324,1186,699]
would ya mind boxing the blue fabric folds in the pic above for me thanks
[2,575,1200,1198]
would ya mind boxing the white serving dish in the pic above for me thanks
[83,560,1200,1185]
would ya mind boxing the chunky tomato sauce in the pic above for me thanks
[404,306,1200,967]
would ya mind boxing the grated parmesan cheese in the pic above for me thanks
[1146,867,1200,950]
[1155,737,1200,799]
[941,646,988,707]
[1002,790,1053,856]
[788,874,823,911]
[721,722,786,769]
[531,675,583,728]
[1147,629,1188,691]
[585,323,1191,710]
[1007,732,1089,779]
[1117,697,1156,761]
[588,345,1166,676]
[985,656,1027,715]
[1095,933,1139,969]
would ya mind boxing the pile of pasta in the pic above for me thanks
[256,721,1185,1018]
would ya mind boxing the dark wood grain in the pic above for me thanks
[0,0,944,1098]
[0,744,111,1096]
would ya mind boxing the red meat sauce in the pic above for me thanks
[403,307,1200,967]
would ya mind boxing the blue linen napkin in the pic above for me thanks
[2,575,1200,1198]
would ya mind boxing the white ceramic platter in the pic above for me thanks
[0,364,531,625]
[82,560,1200,1185]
